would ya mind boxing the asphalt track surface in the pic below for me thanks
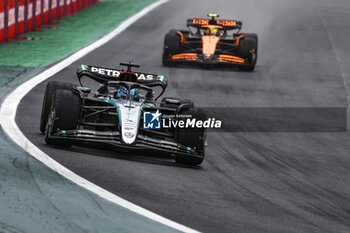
[16,0,350,232]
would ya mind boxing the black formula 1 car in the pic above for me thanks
[162,14,258,71]
[40,63,207,165]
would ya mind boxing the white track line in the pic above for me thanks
[0,0,199,232]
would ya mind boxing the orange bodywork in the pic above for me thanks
[170,24,246,64]
[171,53,197,61]
[219,55,245,64]
[177,31,187,43]
[200,25,222,55]
[234,34,244,46]
[202,36,220,55]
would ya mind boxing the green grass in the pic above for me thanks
[0,0,155,67]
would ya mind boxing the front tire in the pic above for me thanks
[175,108,206,166]
[45,89,81,146]
[40,81,77,134]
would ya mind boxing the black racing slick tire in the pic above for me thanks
[40,81,77,134]
[45,89,81,146]
[165,30,181,52]
[162,30,181,66]
[244,33,258,65]
[160,97,194,111]
[238,33,258,71]
[175,108,206,166]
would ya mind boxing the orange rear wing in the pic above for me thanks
[186,18,242,30]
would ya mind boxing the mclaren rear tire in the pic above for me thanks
[238,33,258,71]
[162,30,181,67]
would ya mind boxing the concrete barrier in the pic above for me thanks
[0,1,4,41]
[0,0,98,42]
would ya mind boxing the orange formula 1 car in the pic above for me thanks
[162,14,258,71]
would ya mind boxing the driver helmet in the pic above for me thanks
[116,72,139,99]
[116,87,138,100]
[212,28,219,36]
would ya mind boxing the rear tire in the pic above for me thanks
[162,30,181,67]
[45,89,81,147]
[160,97,194,110]
[40,81,77,134]
[238,33,258,71]
[244,33,258,64]
[175,108,206,166]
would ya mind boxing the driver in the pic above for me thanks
[116,86,139,100]
[202,28,221,36]
[115,72,140,100]
[212,28,220,36]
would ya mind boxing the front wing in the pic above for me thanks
[47,129,203,159]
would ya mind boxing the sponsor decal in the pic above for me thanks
[0,13,4,30]
[136,73,154,80]
[216,20,237,27]
[28,4,33,19]
[35,0,41,16]
[162,115,222,129]
[124,132,134,138]
[89,66,155,80]
[18,6,25,22]
[44,0,49,13]
[8,9,15,26]
[91,67,120,77]
[143,111,222,129]
[193,18,209,25]
[143,110,161,129]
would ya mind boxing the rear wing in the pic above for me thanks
[186,18,242,30]
[77,65,167,88]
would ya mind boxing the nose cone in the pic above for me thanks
[202,36,220,55]
[118,102,142,144]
